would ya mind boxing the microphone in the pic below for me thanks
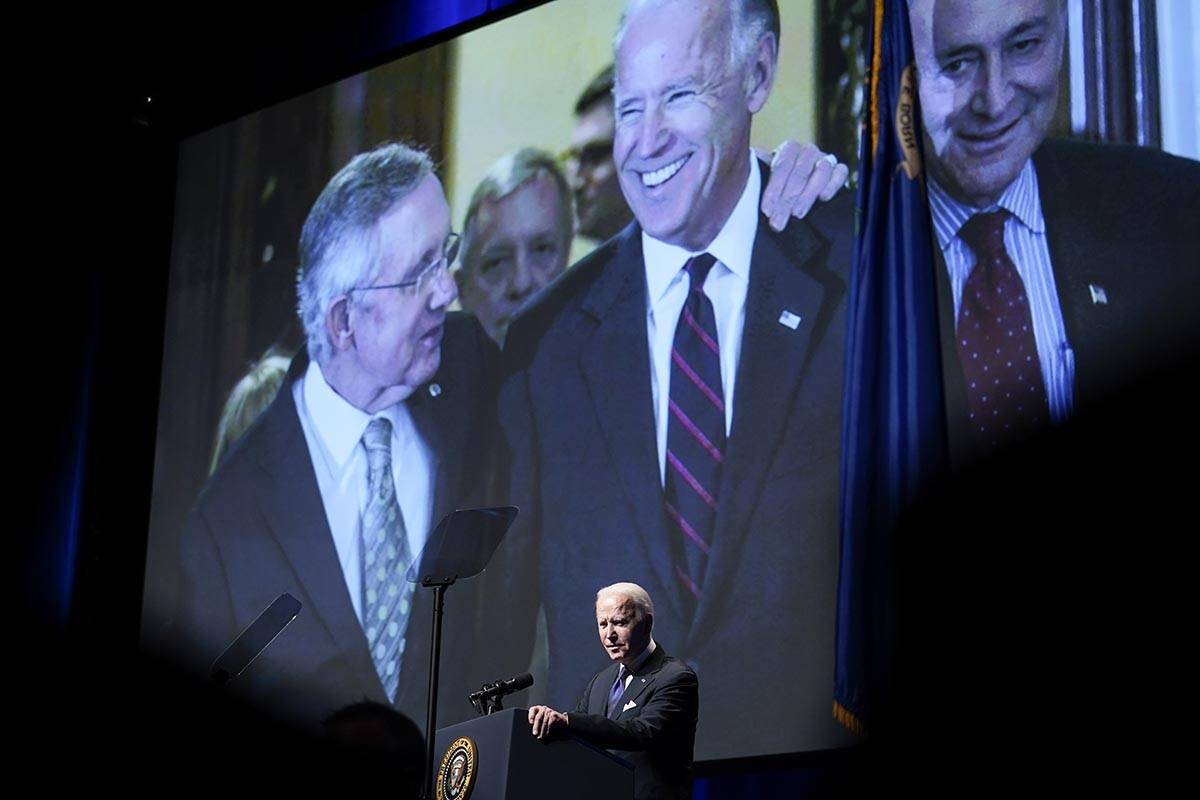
[469,672,534,715]
[210,593,302,687]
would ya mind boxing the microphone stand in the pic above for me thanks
[408,506,518,800]
[421,576,453,800]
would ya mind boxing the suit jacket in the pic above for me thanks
[496,175,856,760]
[938,139,1200,457]
[568,646,698,800]
[174,312,499,731]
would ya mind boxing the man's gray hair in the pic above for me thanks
[597,582,655,621]
[296,142,434,365]
[614,0,780,73]
[460,148,573,274]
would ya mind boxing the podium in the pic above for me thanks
[433,708,633,800]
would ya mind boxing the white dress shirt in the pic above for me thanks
[644,155,760,485]
[292,361,435,623]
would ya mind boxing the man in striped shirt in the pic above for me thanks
[910,0,1200,459]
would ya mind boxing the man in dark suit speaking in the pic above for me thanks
[528,583,698,800]
[498,0,854,759]
[174,142,498,730]
[908,0,1200,458]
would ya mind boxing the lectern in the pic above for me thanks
[432,708,633,800]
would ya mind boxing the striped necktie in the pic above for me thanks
[664,253,724,611]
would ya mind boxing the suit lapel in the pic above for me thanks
[579,228,683,621]
[590,661,622,716]
[407,388,449,523]
[1034,144,1130,405]
[254,365,387,703]
[614,646,667,719]
[932,245,974,468]
[692,212,838,641]
[390,387,445,717]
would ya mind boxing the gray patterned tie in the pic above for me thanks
[361,417,416,703]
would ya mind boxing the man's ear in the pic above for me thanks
[746,33,778,114]
[325,295,354,352]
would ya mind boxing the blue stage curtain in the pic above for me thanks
[833,0,948,735]
[398,0,518,40]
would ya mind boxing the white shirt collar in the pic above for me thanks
[643,153,761,303]
[301,360,404,472]
[927,158,1045,252]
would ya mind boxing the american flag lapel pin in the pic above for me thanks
[778,310,802,329]
[1088,284,1108,305]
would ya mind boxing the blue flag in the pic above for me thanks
[834,0,948,735]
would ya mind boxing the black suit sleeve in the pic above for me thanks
[174,507,237,673]
[574,670,602,716]
[567,666,698,752]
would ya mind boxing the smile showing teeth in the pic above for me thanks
[641,155,689,188]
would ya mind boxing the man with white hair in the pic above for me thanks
[175,141,499,731]
[500,0,854,759]
[529,583,698,800]
[456,148,574,344]
[457,142,844,346]
[564,61,850,245]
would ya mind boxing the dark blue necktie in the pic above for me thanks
[607,665,627,718]
[664,253,725,610]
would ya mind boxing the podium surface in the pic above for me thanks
[433,708,632,800]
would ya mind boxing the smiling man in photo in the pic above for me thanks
[909,0,1200,460]
[497,0,855,758]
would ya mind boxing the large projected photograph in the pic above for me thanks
[908,0,1200,463]
[142,0,862,765]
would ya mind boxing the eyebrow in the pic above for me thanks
[481,243,514,257]
[935,16,1051,60]
[662,77,698,94]
[615,75,703,107]
[401,243,442,280]
[1007,17,1051,40]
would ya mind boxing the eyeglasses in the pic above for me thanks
[351,232,461,297]
[560,141,614,171]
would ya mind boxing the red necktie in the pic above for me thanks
[955,211,1048,452]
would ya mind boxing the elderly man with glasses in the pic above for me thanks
[174,142,500,733]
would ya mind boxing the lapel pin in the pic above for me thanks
[1088,284,1108,305]
[428,383,442,397]
[778,310,802,330]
